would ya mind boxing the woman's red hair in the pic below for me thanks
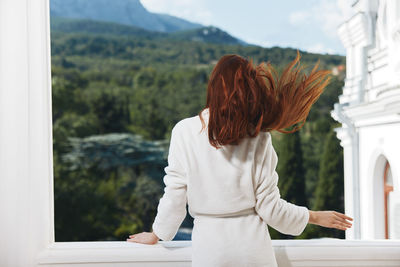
[199,51,331,149]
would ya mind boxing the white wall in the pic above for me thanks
[0,0,54,266]
[359,123,400,239]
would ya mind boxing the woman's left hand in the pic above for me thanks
[126,231,159,245]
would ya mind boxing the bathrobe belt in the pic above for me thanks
[194,207,257,219]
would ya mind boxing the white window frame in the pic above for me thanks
[1,0,400,266]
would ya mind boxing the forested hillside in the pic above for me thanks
[51,17,346,241]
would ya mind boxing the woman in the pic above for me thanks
[127,51,353,266]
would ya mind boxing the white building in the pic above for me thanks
[332,0,400,240]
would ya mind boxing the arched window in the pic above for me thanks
[384,161,393,239]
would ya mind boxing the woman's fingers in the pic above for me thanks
[315,211,353,230]
[333,213,352,222]
[127,234,138,242]
[332,221,348,230]
[338,221,351,229]
[334,211,353,221]
[323,211,353,230]
[331,215,353,230]
[334,216,352,226]
[333,213,353,227]
[126,232,158,245]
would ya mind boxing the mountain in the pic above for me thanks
[50,17,247,46]
[50,0,202,33]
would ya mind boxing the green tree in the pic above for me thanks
[314,130,344,238]
[89,88,130,133]
[301,130,344,239]
[277,131,307,206]
[269,131,307,239]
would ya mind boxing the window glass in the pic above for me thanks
[50,0,346,241]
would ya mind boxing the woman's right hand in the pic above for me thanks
[308,210,353,231]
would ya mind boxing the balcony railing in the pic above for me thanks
[36,239,400,267]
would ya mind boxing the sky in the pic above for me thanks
[141,0,355,56]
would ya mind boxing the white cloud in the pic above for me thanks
[289,11,310,25]
[336,0,355,19]
[140,0,213,25]
[289,0,354,39]
[314,0,350,39]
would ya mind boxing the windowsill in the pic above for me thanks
[37,241,193,264]
[37,239,400,266]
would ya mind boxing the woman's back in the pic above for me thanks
[151,107,309,267]
[184,108,262,216]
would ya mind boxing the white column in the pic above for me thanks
[335,127,360,240]
[0,0,54,266]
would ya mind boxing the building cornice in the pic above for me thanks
[338,12,370,48]
[339,86,400,127]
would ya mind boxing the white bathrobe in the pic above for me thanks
[151,107,309,267]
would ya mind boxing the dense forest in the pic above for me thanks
[51,17,346,241]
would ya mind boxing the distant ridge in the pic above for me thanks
[51,17,165,38]
[50,0,202,33]
[50,17,247,46]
